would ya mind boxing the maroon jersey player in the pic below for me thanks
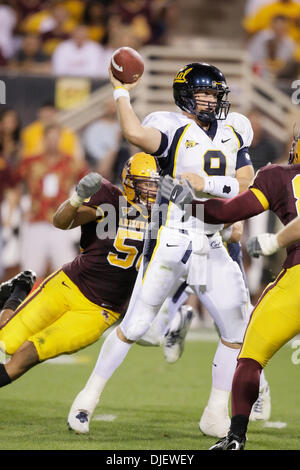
[206,148,300,451]
[201,163,300,268]
[0,153,159,392]
[161,160,300,268]
[62,179,146,315]
[161,135,300,450]
[60,152,159,316]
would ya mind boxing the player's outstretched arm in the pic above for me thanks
[160,175,267,224]
[53,173,102,229]
[202,190,265,224]
[246,216,300,257]
[109,67,161,154]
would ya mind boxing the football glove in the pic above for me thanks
[70,173,103,207]
[159,175,195,209]
[246,233,279,258]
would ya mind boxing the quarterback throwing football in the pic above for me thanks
[70,61,271,437]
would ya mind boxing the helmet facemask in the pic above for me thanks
[121,153,160,213]
[124,174,159,210]
[176,84,230,124]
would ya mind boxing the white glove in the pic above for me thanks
[70,173,103,207]
[246,233,280,258]
[159,175,195,209]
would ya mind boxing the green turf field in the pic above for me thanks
[0,332,300,451]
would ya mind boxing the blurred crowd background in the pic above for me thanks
[0,0,299,326]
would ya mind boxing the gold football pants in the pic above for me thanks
[239,265,300,367]
[0,270,120,361]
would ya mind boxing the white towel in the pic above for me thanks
[187,231,210,291]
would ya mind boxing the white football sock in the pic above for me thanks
[207,340,240,410]
[212,340,240,391]
[93,327,133,380]
[71,328,133,416]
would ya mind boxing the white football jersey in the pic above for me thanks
[143,111,253,233]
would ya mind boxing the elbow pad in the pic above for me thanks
[203,176,239,198]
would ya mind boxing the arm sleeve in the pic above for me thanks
[192,189,266,224]
[198,164,284,224]
[151,132,168,157]
[142,112,173,158]
[235,147,253,170]
[249,164,283,212]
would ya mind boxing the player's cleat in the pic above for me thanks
[249,384,271,421]
[68,409,90,434]
[0,270,36,309]
[209,432,246,450]
[199,406,230,438]
[163,305,194,363]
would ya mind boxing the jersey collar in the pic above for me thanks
[197,119,218,140]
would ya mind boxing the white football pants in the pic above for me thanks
[120,226,248,344]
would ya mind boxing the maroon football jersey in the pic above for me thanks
[62,179,149,314]
[251,163,300,268]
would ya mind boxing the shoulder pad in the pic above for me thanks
[226,112,253,148]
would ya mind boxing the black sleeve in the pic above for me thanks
[151,132,168,158]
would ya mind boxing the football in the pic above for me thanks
[110,47,144,84]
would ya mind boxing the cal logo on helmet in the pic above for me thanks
[174,67,193,83]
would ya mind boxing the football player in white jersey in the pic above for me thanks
[68,62,269,436]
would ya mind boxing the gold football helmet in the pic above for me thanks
[122,152,160,208]
[289,132,300,164]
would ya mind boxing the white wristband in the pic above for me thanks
[203,176,239,199]
[113,87,130,101]
[69,192,85,208]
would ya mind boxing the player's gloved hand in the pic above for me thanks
[70,173,103,207]
[159,175,195,209]
[246,233,280,258]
